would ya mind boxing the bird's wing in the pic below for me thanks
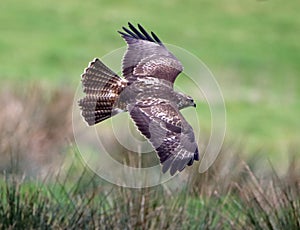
[119,23,183,84]
[129,101,199,175]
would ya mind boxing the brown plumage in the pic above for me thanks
[78,23,199,175]
[79,59,127,125]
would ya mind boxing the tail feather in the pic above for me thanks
[79,96,114,125]
[78,58,127,126]
[82,59,122,94]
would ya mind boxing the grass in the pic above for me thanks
[1,0,300,228]
[1,0,300,160]
[0,149,299,229]
[1,0,300,86]
[0,85,298,228]
[0,85,73,175]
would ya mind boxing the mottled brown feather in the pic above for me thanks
[79,23,198,175]
[119,23,183,83]
[129,101,198,175]
[79,58,127,125]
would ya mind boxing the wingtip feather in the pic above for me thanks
[151,31,162,44]
[120,22,163,45]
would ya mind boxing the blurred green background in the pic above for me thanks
[1,0,299,168]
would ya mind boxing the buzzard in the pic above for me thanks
[79,23,199,175]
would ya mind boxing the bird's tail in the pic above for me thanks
[78,58,127,126]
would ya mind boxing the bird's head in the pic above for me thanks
[177,92,196,109]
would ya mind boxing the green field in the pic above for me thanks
[1,0,299,163]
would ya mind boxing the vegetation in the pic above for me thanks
[0,150,299,229]
[1,0,299,228]
[1,0,300,159]
[0,83,298,229]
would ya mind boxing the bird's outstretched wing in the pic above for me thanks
[129,101,199,175]
[119,22,183,84]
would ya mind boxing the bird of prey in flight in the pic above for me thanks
[79,22,199,175]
